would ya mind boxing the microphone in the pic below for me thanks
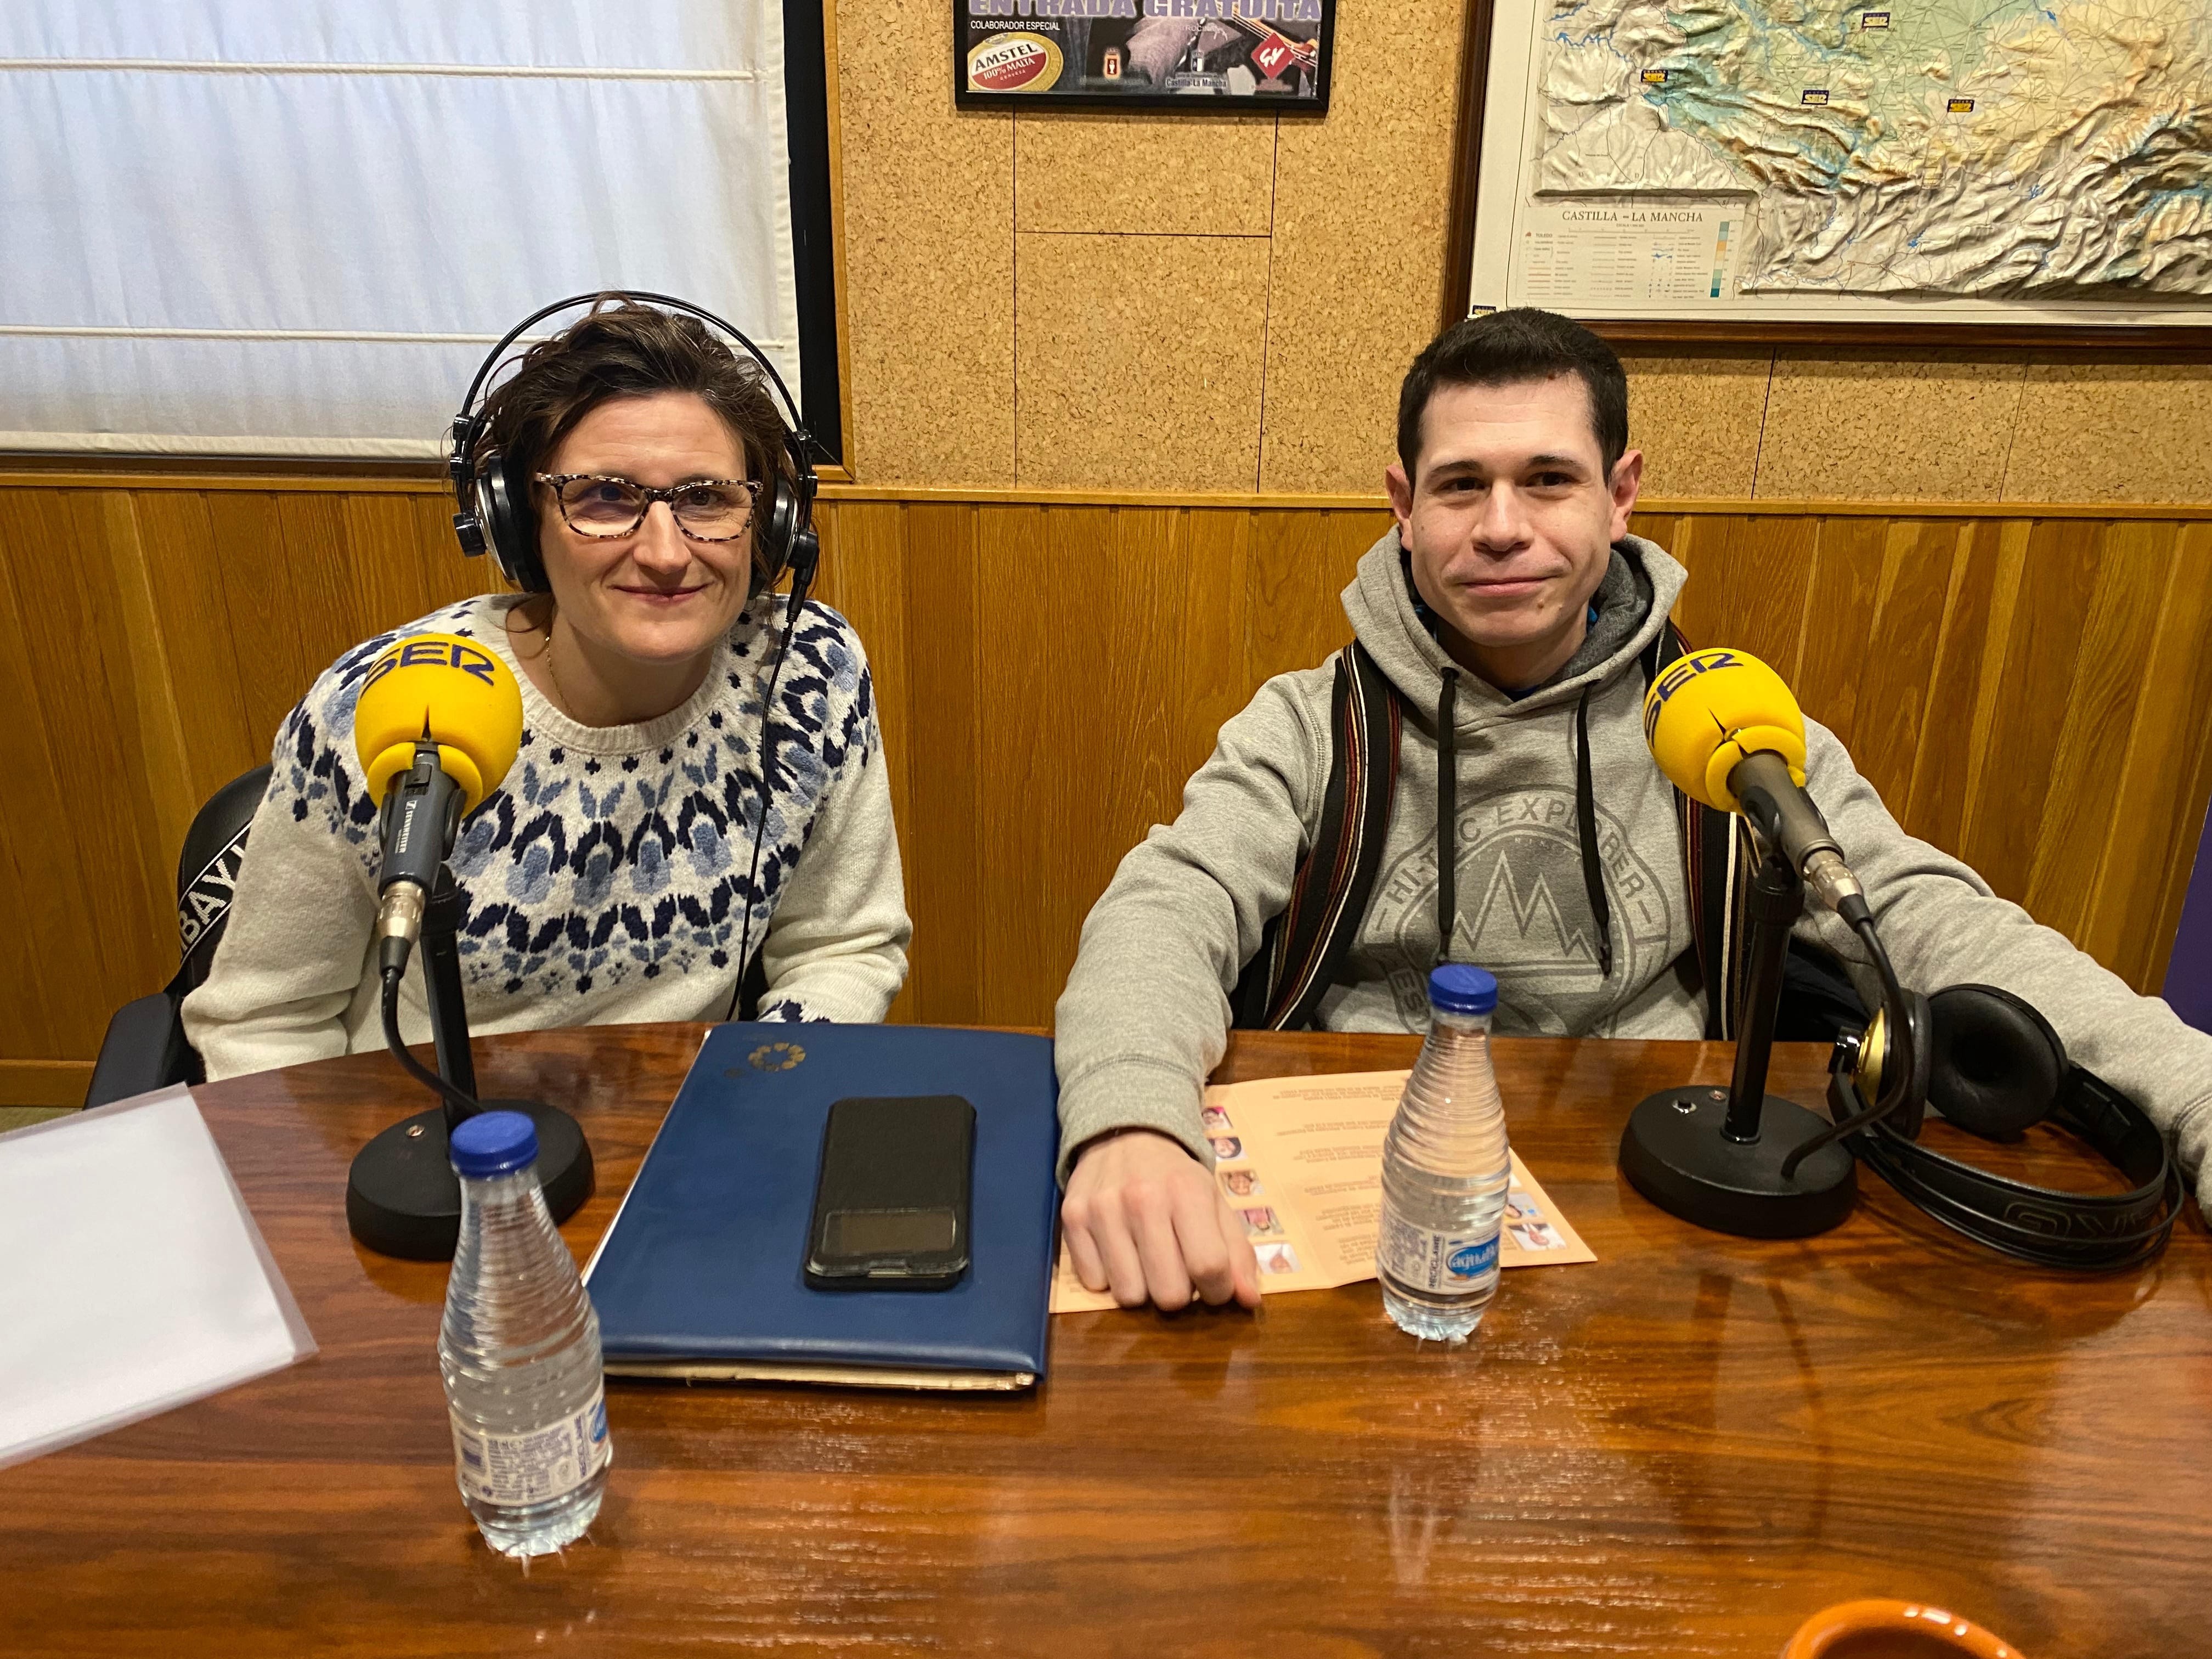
[1641,647,1869,924]
[345,634,590,1262]
[353,634,523,975]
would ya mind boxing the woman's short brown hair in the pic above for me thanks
[474,297,792,581]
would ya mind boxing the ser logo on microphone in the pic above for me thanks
[1641,648,1740,743]
[362,637,500,692]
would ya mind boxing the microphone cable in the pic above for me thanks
[382,967,480,1115]
[1780,908,1914,1179]
[379,964,542,1123]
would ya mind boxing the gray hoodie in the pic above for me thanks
[1053,529,2212,1211]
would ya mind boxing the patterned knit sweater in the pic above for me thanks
[182,592,910,1080]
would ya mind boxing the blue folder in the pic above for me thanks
[582,1023,1060,1390]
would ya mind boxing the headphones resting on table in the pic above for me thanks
[446,290,819,604]
[1831,983,2182,1271]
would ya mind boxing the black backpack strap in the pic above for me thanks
[1674,787,1756,1040]
[1230,642,1401,1031]
[1645,617,1756,1041]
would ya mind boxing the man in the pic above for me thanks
[1053,308,2212,1312]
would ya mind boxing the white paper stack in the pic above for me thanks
[0,1086,317,1469]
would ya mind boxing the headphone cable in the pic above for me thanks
[725,567,813,1024]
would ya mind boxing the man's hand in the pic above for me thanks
[1061,1129,1262,1312]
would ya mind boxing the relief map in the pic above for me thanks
[1534,0,2212,295]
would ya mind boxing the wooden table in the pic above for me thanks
[8,1027,2209,1658]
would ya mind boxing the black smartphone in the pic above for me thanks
[804,1095,975,1290]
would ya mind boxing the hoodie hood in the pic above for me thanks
[1341,526,1689,720]
[1336,524,1691,986]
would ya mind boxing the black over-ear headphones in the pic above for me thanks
[1830,983,2181,1269]
[447,291,819,603]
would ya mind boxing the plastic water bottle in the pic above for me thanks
[439,1110,611,1558]
[1376,964,1510,1342]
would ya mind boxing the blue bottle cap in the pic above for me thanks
[449,1110,539,1178]
[1428,963,1498,1015]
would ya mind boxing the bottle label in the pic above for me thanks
[1376,1206,1500,1295]
[450,1385,611,1509]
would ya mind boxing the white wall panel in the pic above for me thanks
[0,3,797,455]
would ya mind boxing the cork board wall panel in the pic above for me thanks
[1618,349,1770,499]
[835,0,1466,494]
[836,0,1016,484]
[1014,112,1277,237]
[1259,0,1466,495]
[1757,350,2028,501]
[831,3,2212,505]
[2005,362,2212,504]
[1015,232,1271,490]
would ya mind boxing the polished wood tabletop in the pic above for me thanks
[7,1025,2208,1658]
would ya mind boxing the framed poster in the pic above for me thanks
[956,2,1334,112]
[1443,0,2212,344]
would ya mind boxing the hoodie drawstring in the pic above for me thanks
[1435,667,1458,965]
[1434,667,1612,979]
[1575,684,1615,977]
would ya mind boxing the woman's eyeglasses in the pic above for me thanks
[535,473,761,541]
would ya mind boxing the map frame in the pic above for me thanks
[1440,0,2212,346]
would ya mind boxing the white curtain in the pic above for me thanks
[0,3,799,457]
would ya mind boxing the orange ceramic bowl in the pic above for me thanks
[1784,1599,2027,1659]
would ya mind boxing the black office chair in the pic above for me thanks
[83,766,272,1109]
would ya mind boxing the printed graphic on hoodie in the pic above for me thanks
[1368,786,1671,1034]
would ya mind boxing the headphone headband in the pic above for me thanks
[453,290,811,453]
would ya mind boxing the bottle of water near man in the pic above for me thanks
[1376,964,1510,1342]
[439,1110,612,1558]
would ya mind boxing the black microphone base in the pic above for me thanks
[345,1104,594,1261]
[1620,1087,1855,1239]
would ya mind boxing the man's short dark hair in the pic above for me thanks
[1395,308,1629,482]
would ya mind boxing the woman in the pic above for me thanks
[183,300,909,1078]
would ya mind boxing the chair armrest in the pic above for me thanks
[83,992,195,1110]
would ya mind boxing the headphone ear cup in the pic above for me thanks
[752,476,798,599]
[1891,990,1934,1139]
[479,455,547,594]
[1926,984,2066,1139]
[1841,989,1934,1136]
[786,523,820,601]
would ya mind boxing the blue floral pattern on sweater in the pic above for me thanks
[270,593,874,1021]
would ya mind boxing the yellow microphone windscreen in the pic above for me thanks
[353,634,524,812]
[1641,647,1808,813]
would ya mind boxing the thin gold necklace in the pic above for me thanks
[543,622,577,719]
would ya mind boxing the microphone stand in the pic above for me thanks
[345,863,594,1261]
[1617,834,1857,1238]
[422,871,477,1099]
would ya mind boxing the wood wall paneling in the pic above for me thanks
[3,477,2210,1105]
[1903,517,2010,855]
[2089,523,2212,988]
[2024,521,2172,943]
[809,500,919,1024]
[901,503,984,1026]
[1844,519,1965,811]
